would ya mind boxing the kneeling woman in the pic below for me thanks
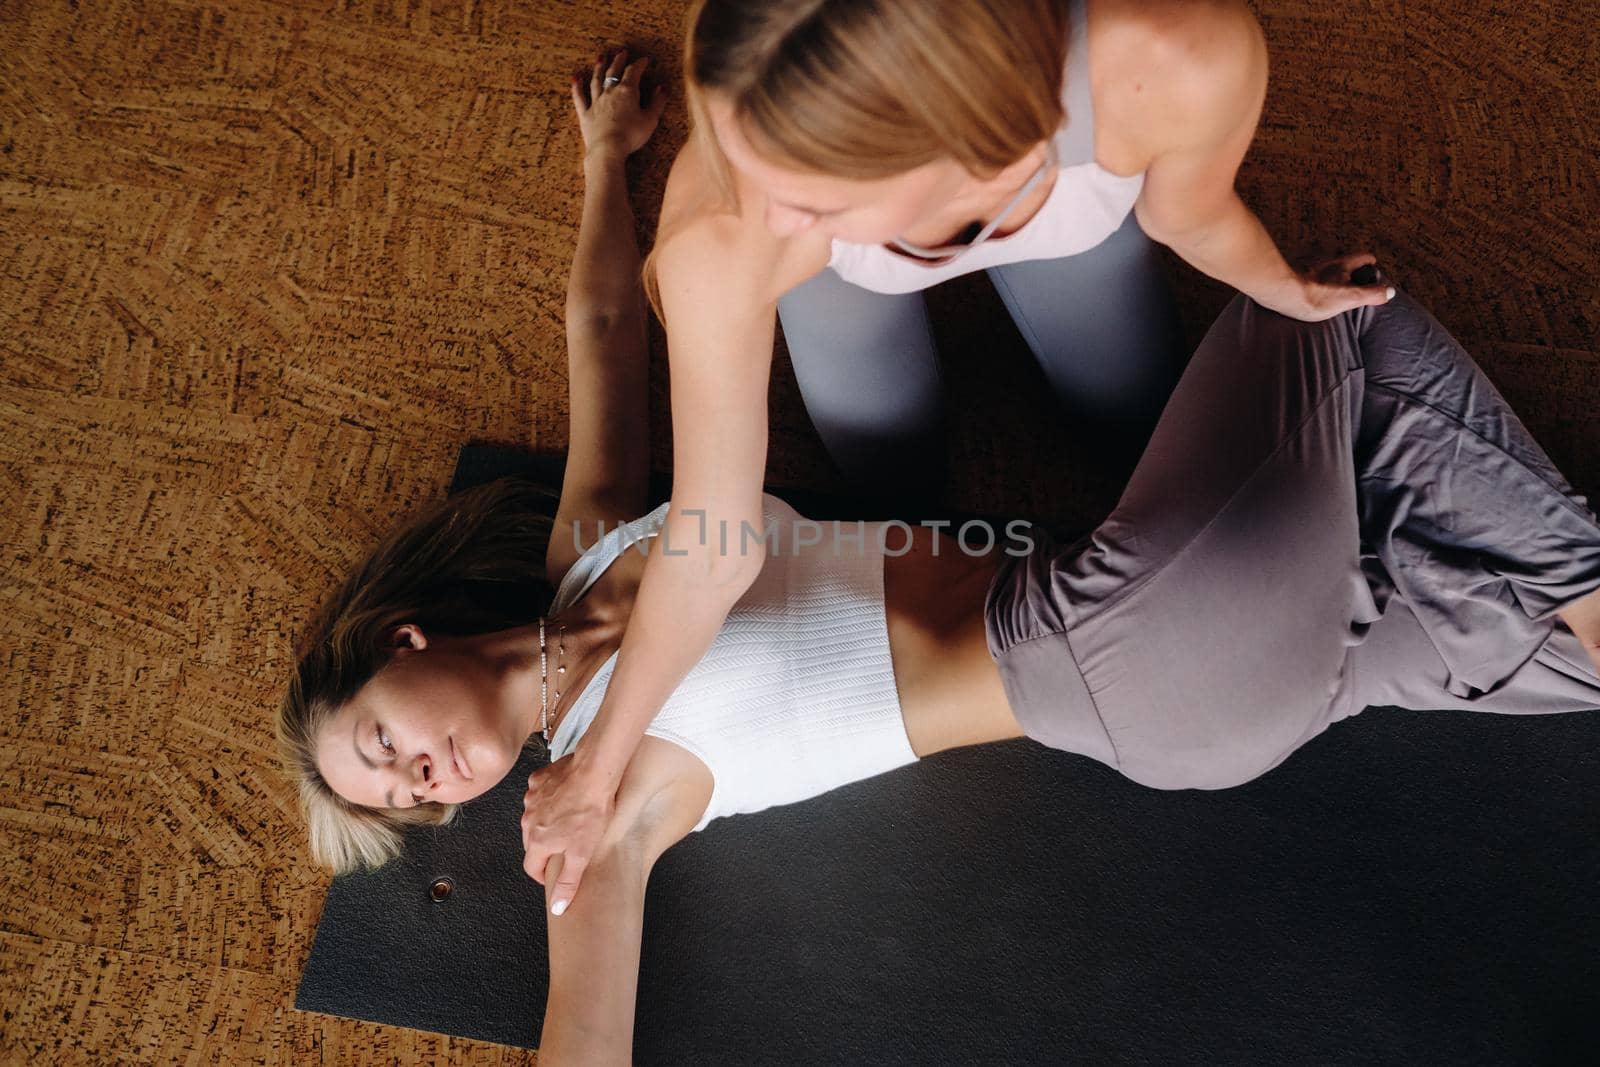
[279,60,1600,1064]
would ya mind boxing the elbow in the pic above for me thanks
[1133,202,1192,251]
[1131,199,1167,246]
[725,543,766,595]
[701,533,767,601]
[564,304,634,340]
[1134,193,1240,252]
[681,551,763,613]
[659,504,767,601]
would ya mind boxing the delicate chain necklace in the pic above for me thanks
[890,142,1059,264]
[537,616,567,743]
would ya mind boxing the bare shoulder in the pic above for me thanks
[1089,0,1264,83]
[1089,0,1267,157]
[660,129,729,228]
[657,134,831,307]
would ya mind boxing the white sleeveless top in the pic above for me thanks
[825,0,1144,295]
[545,494,918,832]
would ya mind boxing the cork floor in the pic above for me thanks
[1,0,1596,1062]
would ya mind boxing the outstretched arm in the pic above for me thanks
[534,738,711,1065]
[521,117,829,918]
[547,50,668,584]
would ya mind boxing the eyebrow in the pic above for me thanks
[351,721,395,808]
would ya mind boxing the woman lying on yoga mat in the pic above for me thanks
[279,51,1600,1064]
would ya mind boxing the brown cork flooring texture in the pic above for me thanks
[0,0,1596,1062]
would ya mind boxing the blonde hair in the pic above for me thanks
[688,0,1069,179]
[644,0,1071,311]
[277,477,559,874]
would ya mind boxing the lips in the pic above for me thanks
[449,736,473,781]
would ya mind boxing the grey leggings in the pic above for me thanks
[985,292,1600,790]
[777,213,1184,494]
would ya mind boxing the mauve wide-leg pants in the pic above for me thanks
[985,291,1600,789]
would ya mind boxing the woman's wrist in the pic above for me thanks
[569,731,631,791]
[583,142,629,171]
[1153,203,1305,317]
[1255,275,1313,317]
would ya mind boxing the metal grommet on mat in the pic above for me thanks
[428,876,454,903]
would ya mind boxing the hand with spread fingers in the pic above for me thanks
[572,49,666,162]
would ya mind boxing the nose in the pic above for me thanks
[764,200,817,237]
[411,752,442,793]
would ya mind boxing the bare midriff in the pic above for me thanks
[573,522,1025,760]
[883,527,1026,757]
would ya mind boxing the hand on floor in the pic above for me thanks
[572,48,666,163]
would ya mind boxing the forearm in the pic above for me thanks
[565,186,782,788]
[1141,192,1300,311]
[572,505,764,786]
[562,148,650,507]
[568,148,648,329]
[570,209,782,786]
[539,848,649,1065]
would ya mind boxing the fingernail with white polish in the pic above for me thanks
[551,899,568,916]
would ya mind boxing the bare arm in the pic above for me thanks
[547,51,665,583]
[1124,0,1392,321]
[535,738,710,1065]
[536,846,651,1065]
[524,213,779,914]
[579,217,779,758]
[521,130,830,915]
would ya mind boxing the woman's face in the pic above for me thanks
[313,626,532,812]
[707,95,971,244]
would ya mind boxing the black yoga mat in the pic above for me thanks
[296,444,1600,1064]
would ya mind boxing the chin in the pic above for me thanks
[450,779,497,806]
[454,738,519,800]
